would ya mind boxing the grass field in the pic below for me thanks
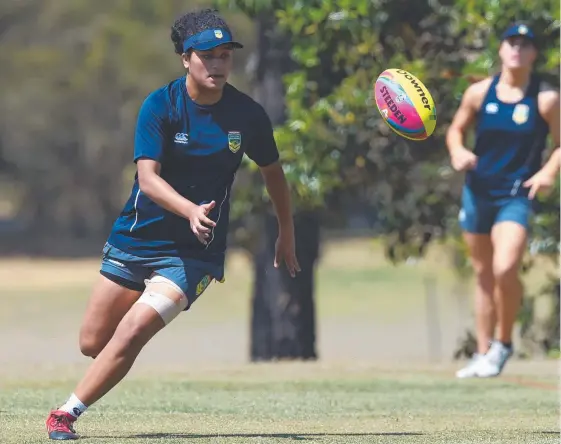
[0,240,559,443]
[2,362,559,443]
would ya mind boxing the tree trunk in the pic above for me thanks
[247,11,320,361]
[251,211,320,361]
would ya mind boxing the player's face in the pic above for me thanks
[184,45,234,90]
[499,37,537,70]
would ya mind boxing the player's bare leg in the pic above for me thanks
[456,233,495,378]
[79,276,143,358]
[465,233,496,353]
[46,276,187,440]
[491,221,526,345]
[474,222,526,377]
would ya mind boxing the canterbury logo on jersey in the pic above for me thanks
[174,133,189,144]
[485,103,499,114]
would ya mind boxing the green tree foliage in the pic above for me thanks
[217,0,560,356]
[218,0,473,260]
[0,0,253,252]
[218,0,559,260]
[1,0,185,247]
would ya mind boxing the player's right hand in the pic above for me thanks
[187,201,217,245]
[450,146,478,172]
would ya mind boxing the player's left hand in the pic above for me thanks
[523,170,557,200]
[274,231,301,278]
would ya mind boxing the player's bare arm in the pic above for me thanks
[523,87,560,198]
[446,78,492,171]
[137,158,216,243]
[259,161,301,277]
[539,84,560,164]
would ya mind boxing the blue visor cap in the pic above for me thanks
[183,28,243,53]
[501,23,536,42]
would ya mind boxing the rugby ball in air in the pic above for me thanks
[374,68,437,140]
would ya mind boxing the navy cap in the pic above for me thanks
[501,23,536,42]
[183,28,243,53]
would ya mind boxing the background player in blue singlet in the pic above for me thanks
[446,23,560,379]
[45,9,300,440]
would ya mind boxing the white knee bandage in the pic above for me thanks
[135,275,188,325]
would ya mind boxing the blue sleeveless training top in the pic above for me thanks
[466,74,549,198]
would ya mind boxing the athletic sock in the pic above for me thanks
[500,342,512,349]
[60,393,88,419]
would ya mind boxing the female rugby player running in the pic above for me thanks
[46,9,300,440]
[446,23,559,379]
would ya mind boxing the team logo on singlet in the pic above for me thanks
[174,133,189,144]
[228,131,242,153]
[485,102,499,114]
[196,275,212,296]
[512,104,529,125]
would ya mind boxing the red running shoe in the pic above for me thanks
[46,410,78,440]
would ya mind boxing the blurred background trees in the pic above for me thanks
[1,0,558,359]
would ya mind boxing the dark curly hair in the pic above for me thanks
[170,8,233,55]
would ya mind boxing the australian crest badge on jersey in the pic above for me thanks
[196,275,212,296]
[228,131,242,153]
[512,104,529,125]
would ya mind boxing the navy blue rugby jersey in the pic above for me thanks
[107,76,279,261]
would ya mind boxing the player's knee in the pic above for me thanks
[471,259,494,285]
[79,333,105,358]
[111,316,152,355]
[493,260,519,284]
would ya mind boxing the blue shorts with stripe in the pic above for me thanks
[99,243,224,308]
[459,185,533,234]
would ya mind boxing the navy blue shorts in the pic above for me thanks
[459,186,533,234]
[99,243,224,308]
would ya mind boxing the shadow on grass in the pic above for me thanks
[92,432,423,440]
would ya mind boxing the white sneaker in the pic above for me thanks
[475,341,513,378]
[455,353,485,378]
